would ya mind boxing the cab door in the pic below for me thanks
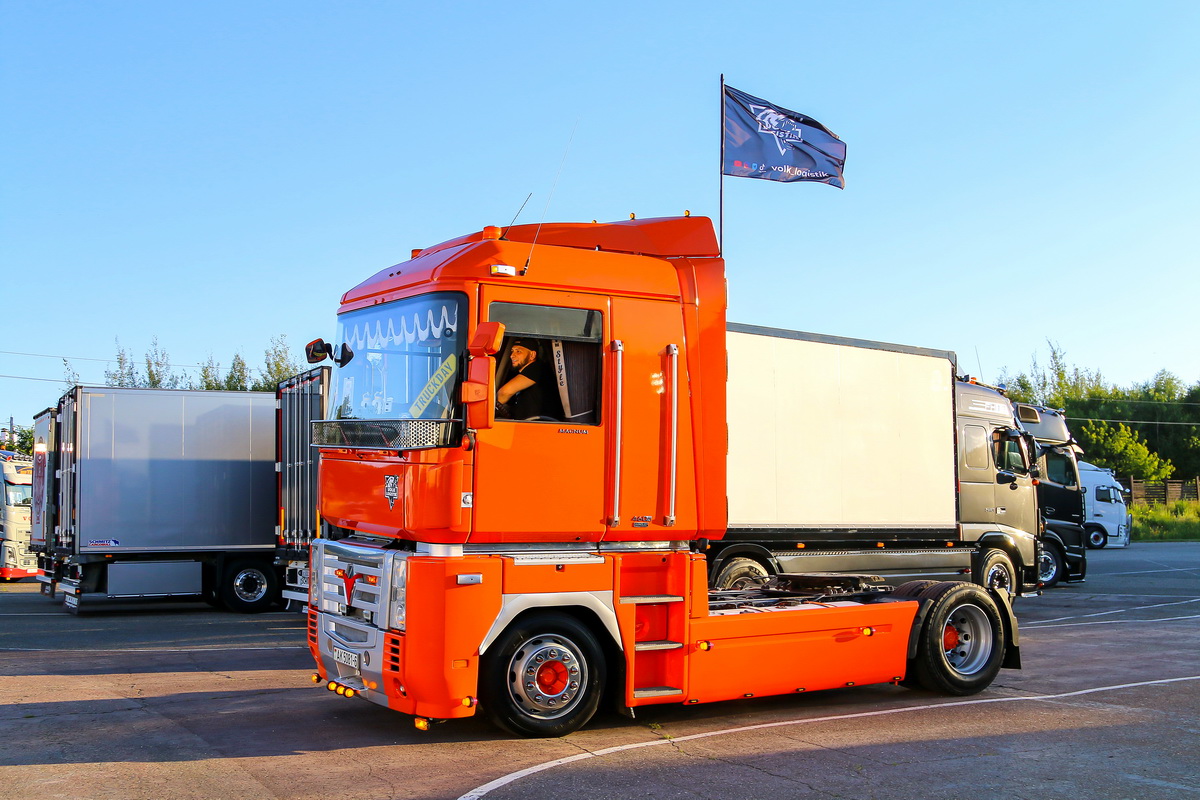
[470,288,608,543]
[603,295,696,541]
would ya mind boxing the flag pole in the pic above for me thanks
[719,73,725,256]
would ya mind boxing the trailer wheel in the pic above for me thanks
[977,549,1016,601]
[480,612,605,738]
[1086,527,1108,549]
[1038,543,1064,589]
[220,560,278,614]
[712,557,770,590]
[910,582,1005,695]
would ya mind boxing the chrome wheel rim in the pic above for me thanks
[506,634,587,720]
[941,603,994,676]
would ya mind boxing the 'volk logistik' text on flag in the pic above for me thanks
[722,85,846,188]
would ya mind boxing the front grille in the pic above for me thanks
[312,419,462,451]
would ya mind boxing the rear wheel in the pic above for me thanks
[910,582,1005,695]
[712,557,770,590]
[1038,543,1064,589]
[1086,527,1108,549]
[220,560,278,613]
[480,613,605,737]
[892,580,940,598]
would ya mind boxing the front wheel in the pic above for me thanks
[1086,527,1108,549]
[1038,544,1065,589]
[220,560,278,613]
[910,582,1006,695]
[977,549,1016,601]
[480,613,605,737]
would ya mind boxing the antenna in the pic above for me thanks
[522,120,579,275]
[975,347,985,382]
[502,193,533,238]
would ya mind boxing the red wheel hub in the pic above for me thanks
[942,624,961,650]
[536,660,569,695]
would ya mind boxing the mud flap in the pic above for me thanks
[988,587,1021,670]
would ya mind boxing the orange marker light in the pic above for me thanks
[414,718,430,731]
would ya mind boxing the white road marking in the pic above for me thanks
[1025,613,1200,629]
[456,675,1200,800]
[1025,597,1200,625]
[0,645,307,652]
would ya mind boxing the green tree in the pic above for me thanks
[224,353,251,391]
[104,340,141,387]
[1077,421,1174,481]
[1001,343,1200,478]
[251,335,300,392]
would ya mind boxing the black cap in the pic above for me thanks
[510,339,538,351]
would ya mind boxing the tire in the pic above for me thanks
[1086,527,1108,549]
[977,549,1016,601]
[892,580,940,598]
[480,613,605,738]
[220,560,278,613]
[910,582,1006,695]
[1038,543,1064,589]
[712,557,770,590]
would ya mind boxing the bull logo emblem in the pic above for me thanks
[750,104,806,156]
[384,474,399,510]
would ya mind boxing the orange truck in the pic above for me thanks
[304,215,1020,737]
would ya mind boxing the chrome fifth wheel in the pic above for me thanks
[911,582,1005,695]
[481,613,605,737]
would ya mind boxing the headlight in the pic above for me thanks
[389,555,408,631]
[309,545,324,605]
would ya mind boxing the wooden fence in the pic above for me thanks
[1128,478,1200,505]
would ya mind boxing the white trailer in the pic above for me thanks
[32,387,279,612]
[712,325,1041,596]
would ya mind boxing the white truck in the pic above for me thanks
[706,331,1041,597]
[1078,460,1131,548]
[32,387,280,612]
[1,451,38,581]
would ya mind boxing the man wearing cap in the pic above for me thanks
[496,339,563,420]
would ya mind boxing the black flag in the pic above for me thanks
[723,85,846,188]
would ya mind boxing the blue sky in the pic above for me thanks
[3,1,1198,429]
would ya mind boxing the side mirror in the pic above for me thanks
[462,322,506,429]
[305,339,354,366]
[996,471,1017,485]
[469,321,505,357]
[306,338,333,364]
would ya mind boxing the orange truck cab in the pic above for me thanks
[305,215,1019,736]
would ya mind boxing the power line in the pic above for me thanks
[1067,417,1200,427]
[0,349,210,369]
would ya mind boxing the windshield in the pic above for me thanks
[329,292,467,422]
[5,482,31,507]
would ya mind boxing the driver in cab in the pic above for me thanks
[496,339,562,421]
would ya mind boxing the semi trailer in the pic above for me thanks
[32,387,279,612]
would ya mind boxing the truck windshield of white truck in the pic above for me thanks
[4,482,30,507]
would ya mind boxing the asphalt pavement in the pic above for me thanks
[2,542,1198,800]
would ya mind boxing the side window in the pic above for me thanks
[992,430,1028,474]
[1043,451,1078,487]
[489,302,603,424]
[963,425,989,470]
[1096,486,1114,503]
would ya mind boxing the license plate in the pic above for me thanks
[332,646,359,669]
[64,593,79,609]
